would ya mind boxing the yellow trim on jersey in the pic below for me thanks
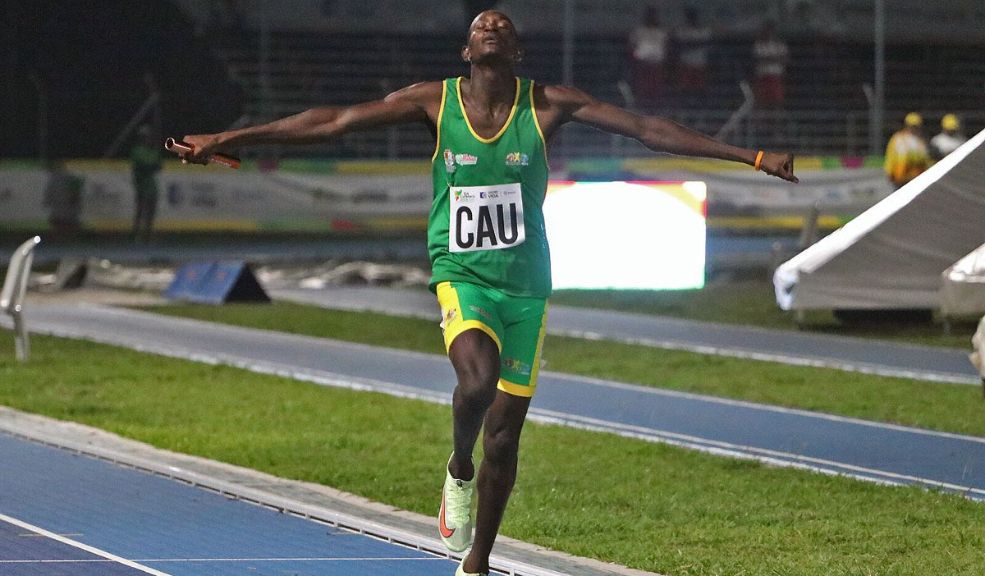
[498,378,535,397]
[456,76,520,144]
[431,80,448,163]
[529,80,548,159]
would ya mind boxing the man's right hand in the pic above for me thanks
[178,134,222,165]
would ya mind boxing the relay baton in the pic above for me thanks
[164,138,241,169]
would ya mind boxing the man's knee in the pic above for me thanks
[450,331,501,404]
[483,424,521,465]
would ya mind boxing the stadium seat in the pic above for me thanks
[1,236,41,361]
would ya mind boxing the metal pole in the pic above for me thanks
[871,0,885,155]
[562,0,574,87]
[5,0,17,123]
[560,0,574,156]
[102,90,159,158]
[29,73,46,162]
[259,0,271,122]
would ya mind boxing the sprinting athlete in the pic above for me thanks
[179,10,797,576]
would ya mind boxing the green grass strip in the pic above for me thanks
[147,302,985,438]
[1,335,984,575]
[551,280,979,349]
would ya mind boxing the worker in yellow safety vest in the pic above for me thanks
[884,112,931,189]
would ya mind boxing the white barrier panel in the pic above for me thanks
[545,181,706,290]
[0,159,891,233]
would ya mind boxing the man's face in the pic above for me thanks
[463,11,520,65]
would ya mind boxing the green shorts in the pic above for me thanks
[435,281,548,398]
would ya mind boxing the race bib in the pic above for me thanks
[449,183,525,253]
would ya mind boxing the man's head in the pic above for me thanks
[462,10,522,67]
[941,114,961,134]
[684,7,700,26]
[643,6,660,27]
[904,112,923,133]
[760,19,777,39]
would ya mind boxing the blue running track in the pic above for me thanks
[0,432,457,576]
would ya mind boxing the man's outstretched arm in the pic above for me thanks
[542,85,798,182]
[178,82,441,164]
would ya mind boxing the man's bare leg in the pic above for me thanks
[447,329,501,482]
[462,390,531,574]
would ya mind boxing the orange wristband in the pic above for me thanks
[754,150,765,171]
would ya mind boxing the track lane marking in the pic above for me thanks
[0,513,173,576]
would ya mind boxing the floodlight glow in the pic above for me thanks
[544,180,706,290]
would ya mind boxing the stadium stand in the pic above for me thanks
[3,0,982,159]
[211,28,985,157]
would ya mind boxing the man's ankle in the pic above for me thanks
[463,553,488,575]
[448,454,475,482]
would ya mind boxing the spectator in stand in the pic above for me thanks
[884,112,931,190]
[751,21,789,109]
[674,7,713,99]
[929,114,968,160]
[627,6,669,108]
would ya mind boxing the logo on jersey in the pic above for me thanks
[444,149,479,173]
[503,356,532,376]
[455,153,478,166]
[505,152,529,166]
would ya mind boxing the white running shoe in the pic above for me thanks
[438,455,475,553]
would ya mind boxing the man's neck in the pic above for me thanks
[465,64,516,112]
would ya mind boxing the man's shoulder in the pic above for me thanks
[385,80,446,105]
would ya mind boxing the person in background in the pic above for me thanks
[674,7,712,98]
[929,113,967,160]
[884,112,931,190]
[131,124,163,243]
[971,314,985,398]
[627,6,669,108]
[751,20,789,109]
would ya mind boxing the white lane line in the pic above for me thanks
[543,369,985,445]
[551,328,980,385]
[0,512,173,576]
[529,408,985,500]
[0,556,447,563]
[148,557,447,562]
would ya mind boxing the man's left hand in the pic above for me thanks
[761,152,798,183]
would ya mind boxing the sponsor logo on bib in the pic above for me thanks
[449,183,525,253]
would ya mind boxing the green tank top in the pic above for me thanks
[428,77,551,298]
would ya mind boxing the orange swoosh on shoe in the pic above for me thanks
[439,492,456,539]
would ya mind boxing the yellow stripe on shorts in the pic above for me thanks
[436,282,503,352]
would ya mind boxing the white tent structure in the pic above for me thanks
[775,128,985,312]
[940,242,985,318]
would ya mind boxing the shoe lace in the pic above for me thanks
[446,480,472,523]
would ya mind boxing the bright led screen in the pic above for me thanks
[544,180,706,290]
